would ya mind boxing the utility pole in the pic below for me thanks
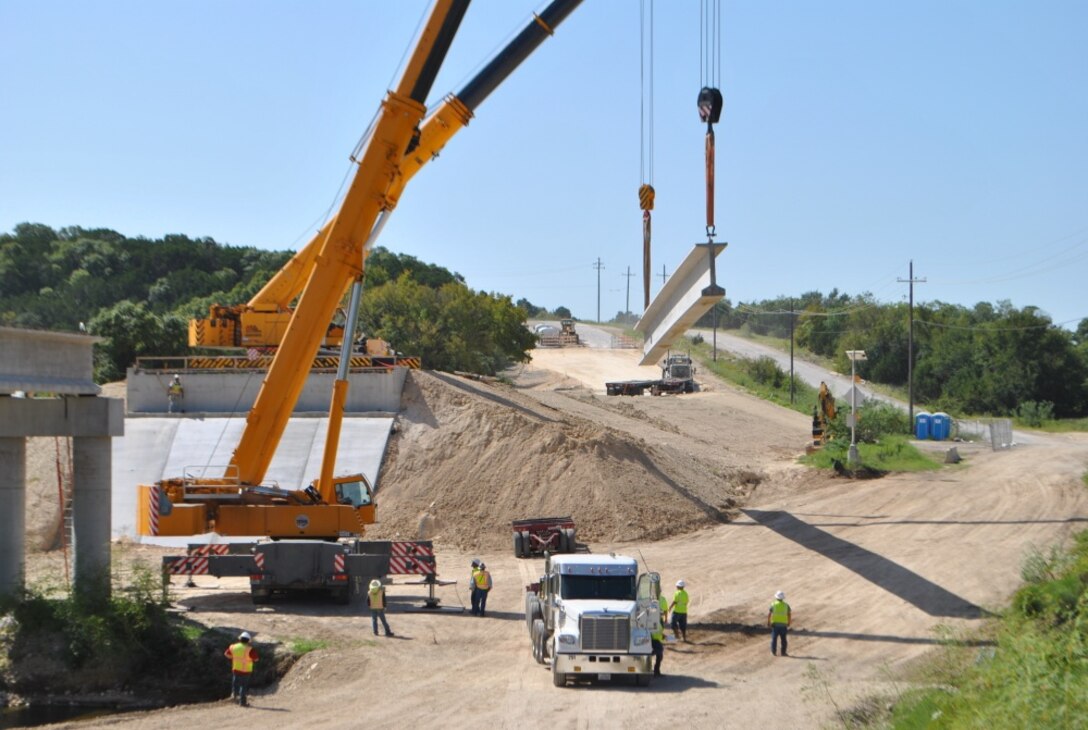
[789,300,795,404]
[621,266,635,320]
[898,261,926,427]
[593,258,605,323]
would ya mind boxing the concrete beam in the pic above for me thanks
[0,396,124,438]
[0,326,100,395]
[636,242,726,366]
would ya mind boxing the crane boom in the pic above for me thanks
[230,0,469,487]
[189,0,583,352]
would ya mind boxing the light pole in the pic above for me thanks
[845,350,867,464]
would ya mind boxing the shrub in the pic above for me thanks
[745,356,785,388]
[1017,400,1055,427]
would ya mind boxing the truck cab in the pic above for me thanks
[528,553,661,686]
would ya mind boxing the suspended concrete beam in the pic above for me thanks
[636,242,726,366]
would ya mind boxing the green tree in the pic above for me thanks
[88,301,187,382]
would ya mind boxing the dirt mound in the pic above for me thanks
[365,370,756,550]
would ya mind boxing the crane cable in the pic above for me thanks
[698,0,723,242]
[639,0,655,310]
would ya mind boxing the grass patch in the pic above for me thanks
[801,435,941,473]
[880,529,1088,728]
[689,340,817,417]
[290,638,330,655]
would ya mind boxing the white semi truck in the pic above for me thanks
[524,553,662,686]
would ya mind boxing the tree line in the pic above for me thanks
[695,292,1088,418]
[1,223,551,382]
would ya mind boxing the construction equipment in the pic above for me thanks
[525,553,661,687]
[512,516,576,557]
[190,1,583,353]
[558,319,581,346]
[605,352,696,396]
[811,380,837,448]
[137,0,583,603]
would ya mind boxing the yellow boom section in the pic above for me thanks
[229,0,469,486]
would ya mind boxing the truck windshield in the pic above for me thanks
[669,365,691,378]
[560,575,637,601]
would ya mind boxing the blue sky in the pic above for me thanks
[2,1,1086,329]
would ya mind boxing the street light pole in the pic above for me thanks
[845,350,867,464]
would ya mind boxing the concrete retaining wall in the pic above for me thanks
[126,368,407,414]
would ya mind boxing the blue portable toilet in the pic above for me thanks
[914,411,932,440]
[931,412,950,441]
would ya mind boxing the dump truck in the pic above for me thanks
[525,553,662,686]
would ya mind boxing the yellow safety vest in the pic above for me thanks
[229,642,254,673]
[652,596,668,641]
[474,570,492,590]
[673,588,689,614]
[368,586,385,610]
[770,599,790,624]
[168,383,183,396]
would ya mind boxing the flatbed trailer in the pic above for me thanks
[512,516,576,557]
[605,379,689,396]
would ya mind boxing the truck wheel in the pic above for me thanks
[525,595,543,633]
[521,531,532,556]
[556,529,568,554]
[551,658,566,687]
[565,527,577,552]
[251,588,271,605]
[532,619,547,665]
[513,531,524,558]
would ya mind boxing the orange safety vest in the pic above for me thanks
[228,642,255,673]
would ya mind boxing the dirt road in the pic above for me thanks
[40,347,1088,729]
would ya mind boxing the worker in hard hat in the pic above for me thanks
[368,579,394,636]
[650,575,667,676]
[473,561,493,617]
[167,374,184,414]
[669,579,689,643]
[469,558,483,615]
[223,631,259,706]
[767,590,792,656]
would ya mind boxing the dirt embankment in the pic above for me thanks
[367,368,766,551]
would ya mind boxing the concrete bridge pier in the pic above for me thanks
[0,326,122,603]
[73,435,114,602]
[0,438,27,597]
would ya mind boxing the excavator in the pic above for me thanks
[811,380,837,448]
[136,0,582,603]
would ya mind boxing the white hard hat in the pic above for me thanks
[239,631,251,641]
[676,579,685,588]
[370,579,381,589]
[775,590,785,600]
